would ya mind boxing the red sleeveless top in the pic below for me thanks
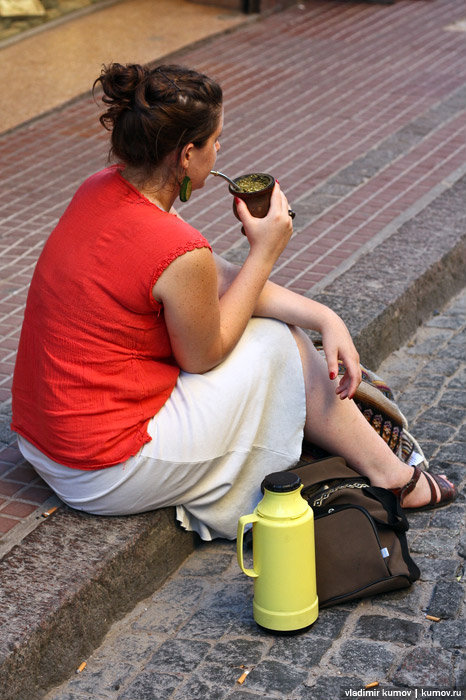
[11,166,211,469]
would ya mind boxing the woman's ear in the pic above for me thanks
[180,142,195,169]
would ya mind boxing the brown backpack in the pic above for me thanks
[290,457,420,608]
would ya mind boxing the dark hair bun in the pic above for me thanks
[95,63,149,125]
[93,62,222,174]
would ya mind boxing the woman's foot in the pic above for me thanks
[391,466,457,511]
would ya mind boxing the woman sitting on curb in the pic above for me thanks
[11,63,456,540]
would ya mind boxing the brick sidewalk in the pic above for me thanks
[1,1,466,559]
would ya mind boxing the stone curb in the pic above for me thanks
[0,507,196,700]
[0,182,465,700]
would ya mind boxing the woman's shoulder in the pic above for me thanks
[71,166,211,251]
[80,164,122,189]
[142,210,212,260]
[68,166,121,204]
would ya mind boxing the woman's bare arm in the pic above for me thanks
[214,253,361,399]
[153,185,293,373]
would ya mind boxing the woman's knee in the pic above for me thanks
[289,325,340,417]
[289,326,326,377]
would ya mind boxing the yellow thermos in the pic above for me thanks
[237,471,318,632]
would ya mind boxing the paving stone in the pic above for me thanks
[329,154,383,187]
[405,331,453,356]
[459,531,466,559]
[147,575,206,604]
[45,694,92,700]
[225,607,271,639]
[374,584,425,617]
[440,84,466,112]
[418,405,465,426]
[45,691,93,700]
[204,638,268,666]
[405,511,431,532]
[379,355,422,391]
[410,373,451,394]
[332,639,396,676]
[397,403,423,425]
[431,619,466,650]
[448,368,466,389]
[434,442,466,463]
[296,676,366,700]
[90,628,159,669]
[267,633,332,667]
[397,387,444,412]
[416,557,462,582]
[417,357,460,378]
[411,421,457,443]
[227,691,277,700]
[427,580,464,619]
[353,615,423,645]
[394,646,454,688]
[55,662,135,697]
[145,639,211,673]
[456,424,466,442]
[438,388,466,409]
[176,608,237,640]
[448,328,466,346]
[242,659,308,696]
[201,584,251,616]
[427,504,464,530]
[410,529,459,558]
[177,545,235,578]
[172,663,242,699]
[131,587,206,636]
[309,608,350,638]
[117,671,182,700]
[433,455,466,475]
[454,651,466,691]
[426,314,465,331]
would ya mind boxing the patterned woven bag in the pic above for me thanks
[304,346,428,469]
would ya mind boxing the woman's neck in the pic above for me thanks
[121,167,177,212]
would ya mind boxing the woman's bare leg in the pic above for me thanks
[290,326,453,508]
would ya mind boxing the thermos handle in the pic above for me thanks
[237,514,259,578]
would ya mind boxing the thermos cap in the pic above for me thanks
[261,471,302,493]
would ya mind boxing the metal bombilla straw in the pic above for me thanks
[210,169,240,190]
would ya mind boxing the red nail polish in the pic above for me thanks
[329,372,336,380]
[234,197,240,205]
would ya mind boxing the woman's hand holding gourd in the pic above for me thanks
[235,183,293,267]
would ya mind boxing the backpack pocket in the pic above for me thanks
[314,505,412,607]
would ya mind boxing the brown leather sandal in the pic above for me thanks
[391,465,457,511]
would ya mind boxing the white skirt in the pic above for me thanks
[18,318,306,541]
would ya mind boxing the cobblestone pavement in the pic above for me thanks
[44,290,465,700]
